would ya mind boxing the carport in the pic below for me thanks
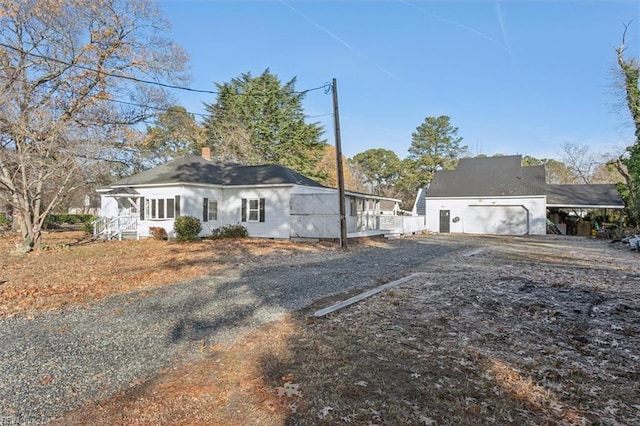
[546,184,625,235]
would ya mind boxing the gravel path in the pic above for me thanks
[0,237,463,424]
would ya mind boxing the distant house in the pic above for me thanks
[96,149,403,240]
[420,155,624,235]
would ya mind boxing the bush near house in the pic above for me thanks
[149,227,168,240]
[173,216,202,242]
[0,214,10,231]
[210,224,249,240]
[82,220,94,234]
[46,214,96,227]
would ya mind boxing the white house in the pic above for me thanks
[422,155,625,235]
[96,150,406,240]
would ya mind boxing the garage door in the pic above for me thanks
[463,205,529,235]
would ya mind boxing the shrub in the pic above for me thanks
[149,226,168,240]
[173,216,202,241]
[83,220,94,234]
[0,214,10,232]
[44,215,60,229]
[210,224,249,240]
[46,213,95,225]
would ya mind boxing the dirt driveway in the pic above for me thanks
[2,234,639,425]
[0,235,458,424]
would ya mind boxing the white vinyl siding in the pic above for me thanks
[425,196,547,235]
[464,205,529,235]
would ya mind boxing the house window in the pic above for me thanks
[146,197,178,220]
[203,198,218,222]
[209,200,218,221]
[248,199,259,221]
[241,198,265,223]
[166,198,175,219]
[349,198,357,217]
[158,199,164,219]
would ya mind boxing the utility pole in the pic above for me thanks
[332,78,347,249]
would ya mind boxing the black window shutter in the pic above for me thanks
[175,195,181,217]
[259,198,266,222]
[139,197,145,220]
[203,197,209,222]
[241,198,247,222]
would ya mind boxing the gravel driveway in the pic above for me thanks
[0,237,463,424]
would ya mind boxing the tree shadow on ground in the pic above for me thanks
[48,236,640,425]
[45,237,465,425]
[257,248,640,425]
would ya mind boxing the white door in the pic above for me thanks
[464,205,529,235]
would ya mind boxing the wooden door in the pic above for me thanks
[439,210,450,233]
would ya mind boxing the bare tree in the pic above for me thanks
[205,119,262,165]
[559,142,599,184]
[592,156,626,184]
[0,0,188,249]
[613,22,640,225]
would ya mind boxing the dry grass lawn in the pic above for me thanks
[0,230,336,317]
[3,231,640,425]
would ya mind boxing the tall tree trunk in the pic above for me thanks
[616,24,640,226]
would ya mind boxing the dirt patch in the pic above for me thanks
[53,235,640,425]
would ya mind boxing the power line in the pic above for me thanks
[0,41,332,96]
[101,96,331,121]
[96,96,208,118]
[0,73,331,122]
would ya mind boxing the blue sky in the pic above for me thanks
[157,0,640,161]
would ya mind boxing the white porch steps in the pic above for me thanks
[93,216,139,241]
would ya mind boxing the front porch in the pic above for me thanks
[93,216,139,240]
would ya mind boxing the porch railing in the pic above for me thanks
[94,216,139,241]
[379,215,426,235]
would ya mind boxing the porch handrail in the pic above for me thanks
[380,215,426,234]
[94,216,138,240]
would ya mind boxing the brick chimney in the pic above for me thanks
[201,146,211,160]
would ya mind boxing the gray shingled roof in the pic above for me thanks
[546,184,625,208]
[425,155,625,209]
[109,155,326,188]
[100,187,142,197]
[426,155,547,198]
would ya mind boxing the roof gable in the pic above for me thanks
[425,155,625,208]
[455,155,522,171]
[109,155,326,188]
[426,155,547,198]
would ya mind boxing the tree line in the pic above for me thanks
[0,0,639,250]
[139,82,626,211]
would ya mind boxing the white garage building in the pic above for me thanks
[422,155,624,235]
